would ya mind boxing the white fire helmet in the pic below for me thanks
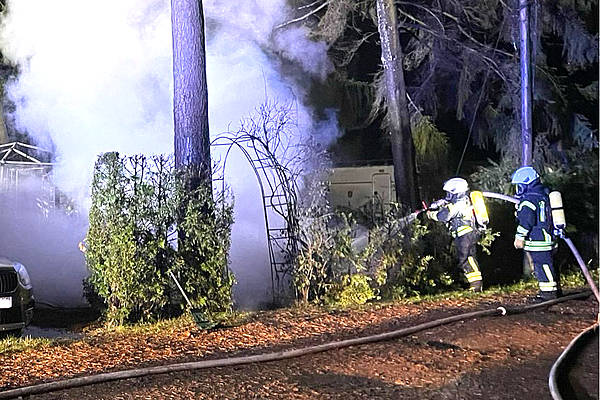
[443,177,469,196]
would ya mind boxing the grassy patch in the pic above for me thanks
[100,314,194,337]
[399,268,596,304]
[561,266,599,287]
[88,310,256,337]
[0,335,52,355]
[367,279,537,305]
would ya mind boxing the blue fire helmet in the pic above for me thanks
[511,166,539,196]
[511,166,540,185]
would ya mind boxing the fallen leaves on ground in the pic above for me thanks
[0,288,596,394]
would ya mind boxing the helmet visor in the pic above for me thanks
[515,184,525,196]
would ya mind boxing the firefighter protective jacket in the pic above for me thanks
[515,183,556,252]
[429,196,475,238]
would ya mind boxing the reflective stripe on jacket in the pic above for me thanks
[430,196,475,238]
[515,184,556,252]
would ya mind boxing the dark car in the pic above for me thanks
[0,257,34,335]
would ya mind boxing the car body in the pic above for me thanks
[0,257,34,334]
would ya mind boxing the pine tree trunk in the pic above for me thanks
[375,0,419,211]
[171,0,211,189]
[0,100,8,144]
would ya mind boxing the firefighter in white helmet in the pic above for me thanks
[426,177,483,292]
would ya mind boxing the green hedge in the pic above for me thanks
[84,153,234,326]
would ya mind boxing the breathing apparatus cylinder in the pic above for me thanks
[549,191,566,230]
[470,191,489,227]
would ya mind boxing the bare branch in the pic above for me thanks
[398,1,445,33]
[406,93,423,116]
[441,11,514,58]
[398,18,509,83]
[276,1,330,30]
[397,3,513,60]
[299,0,325,10]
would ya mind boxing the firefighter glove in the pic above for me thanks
[429,199,447,209]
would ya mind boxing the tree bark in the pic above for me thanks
[376,0,419,211]
[171,0,211,188]
[0,100,8,144]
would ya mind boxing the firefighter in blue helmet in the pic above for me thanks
[511,166,561,301]
[427,178,483,292]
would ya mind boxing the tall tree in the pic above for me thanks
[290,0,421,209]
[171,0,211,188]
[301,0,597,168]
[375,0,419,210]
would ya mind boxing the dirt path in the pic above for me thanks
[12,290,598,400]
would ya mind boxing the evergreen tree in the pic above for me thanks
[294,0,597,171]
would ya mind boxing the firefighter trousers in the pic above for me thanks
[454,231,482,290]
[525,250,560,298]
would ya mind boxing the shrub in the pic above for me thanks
[85,153,234,326]
[296,192,460,305]
[377,210,456,300]
[325,274,376,307]
[174,184,235,321]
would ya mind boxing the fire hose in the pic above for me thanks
[483,191,599,399]
[548,322,598,400]
[482,191,600,304]
[0,291,590,399]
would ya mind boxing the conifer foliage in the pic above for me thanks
[297,0,597,164]
[85,153,234,326]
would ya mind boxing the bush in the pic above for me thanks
[84,153,234,326]
[325,274,376,307]
[174,185,235,321]
[296,193,461,306]
[377,210,456,300]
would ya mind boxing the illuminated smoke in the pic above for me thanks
[0,0,336,308]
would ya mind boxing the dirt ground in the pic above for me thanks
[2,288,598,400]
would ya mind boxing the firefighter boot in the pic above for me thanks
[469,280,483,293]
[527,290,559,303]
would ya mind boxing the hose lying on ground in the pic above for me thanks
[482,192,600,304]
[0,291,590,400]
[548,323,598,400]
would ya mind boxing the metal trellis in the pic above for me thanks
[211,132,300,305]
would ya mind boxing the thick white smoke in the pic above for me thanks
[1,0,173,204]
[0,0,337,308]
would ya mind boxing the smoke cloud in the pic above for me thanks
[0,178,88,308]
[0,0,337,308]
